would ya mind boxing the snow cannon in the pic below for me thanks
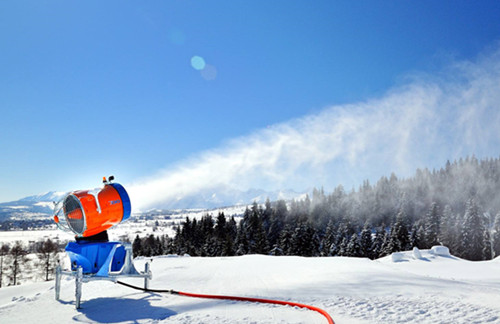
[53,176,131,238]
[53,176,151,309]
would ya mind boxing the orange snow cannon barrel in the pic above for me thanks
[54,181,131,238]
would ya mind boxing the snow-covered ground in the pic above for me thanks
[1,248,500,324]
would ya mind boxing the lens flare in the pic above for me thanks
[191,56,206,70]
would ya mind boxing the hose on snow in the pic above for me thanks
[116,280,334,324]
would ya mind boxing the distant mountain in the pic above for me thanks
[0,188,307,221]
[148,187,307,210]
[0,191,66,222]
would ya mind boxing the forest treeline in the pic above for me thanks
[132,156,500,261]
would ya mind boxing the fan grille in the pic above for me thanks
[63,195,85,234]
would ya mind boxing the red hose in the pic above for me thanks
[176,290,335,324]
[117,280,335,324]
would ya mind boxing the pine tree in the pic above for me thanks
[214,212,227,241]
[338,237,348,256]
[450,212,463,257]
[359,223,373,258]
[410,224,419,248]
[381,229,399,257]
[392,210,411,251]
[278,225,293,255]
[439,205,454,248]
[483,229,493,260]
[371,227,386,259]
[321,220,336,256]
[262,198,273,234]
[424,202,440,248]
[132,235,142,257]
[492,213,500,258]
[461,199,486,261]
[290,223,307,256]
[346,234,362,257]
[235,220,249,255]
[268,200,287,248]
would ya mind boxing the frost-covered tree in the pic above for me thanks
[235,222,249,256]
[290,222,318,256]
[380,230,393,257]
[438,205,454,248]
[393,209,411,251]
[492,213,500,258]
[278,225,293,255]
[424,202,440,248]
[371,226,386,259]
[410,224,421,249]
[359,223,373,258]
[321,220,336,256]
[346,234,362,257]
[338,237,348,256]
[483,229,493,260]
[268,200,287,248]
[461,199,486,261]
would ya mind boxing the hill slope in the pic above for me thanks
[1,249,500,323]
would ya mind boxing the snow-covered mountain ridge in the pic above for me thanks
[0,188,305,222]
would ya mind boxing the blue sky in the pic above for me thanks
[1,1,500,205]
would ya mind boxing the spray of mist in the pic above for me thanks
[128,46,500,211]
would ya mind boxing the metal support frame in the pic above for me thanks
[55,243,152,309]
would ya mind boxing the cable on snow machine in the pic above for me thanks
[53,176,151,308]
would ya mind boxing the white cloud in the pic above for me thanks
[128,46,500,211]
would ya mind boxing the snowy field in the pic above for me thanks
[1,248,500,324]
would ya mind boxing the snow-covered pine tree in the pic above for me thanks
[450,212,464,257]
[424,202,440,248]
[320,219,336,256]
[235,221,249,256]
[492,213,500,258]
[410,224,420,249]
[359,223,373,258]
[393,209,411,251]
[338,237,348,256]
[379,230,392,257]
[371,226,386,259]
[483,229,492,260]
[381,224,402,256]
[438,205,454,248]
[278,225,293,255]
[461,198,486,261]
[267,200,287,248]
[346,233,362,257]
[290,223,308,256]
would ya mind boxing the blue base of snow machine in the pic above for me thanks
[65,241,127,276]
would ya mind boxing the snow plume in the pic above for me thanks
[128,46,500,211]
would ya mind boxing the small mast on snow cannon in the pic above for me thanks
[53,176,151,308]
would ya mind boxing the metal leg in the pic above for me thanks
[144,262,150,290]
[55,265,61,301]
[75,267,83,309]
